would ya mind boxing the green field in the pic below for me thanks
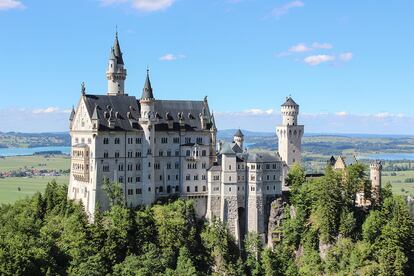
[0,176,69,204]
[0,155,70,172]
[383,170,414,197]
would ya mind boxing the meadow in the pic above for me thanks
[0,175,69,204]
[0,155,70,172]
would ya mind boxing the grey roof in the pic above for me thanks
[220,143,236,155]
[232,143,243,153]
[92,105,99,120]
[69,106,75,121]
[153,100,212,131]
[244,152,281,163]
[83,94,141,131]
[282,96,298,107]
[113,32,124,65]
[234,129,244,137]
[141,70,154,99]
[81,93,214,132]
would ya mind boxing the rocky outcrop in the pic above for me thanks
[267,197,285,248]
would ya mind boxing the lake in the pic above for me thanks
[360,153,414,161]
[0,146,71,157]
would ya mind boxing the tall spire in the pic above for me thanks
[113,31,124,65]
[107,32,127,96]
[141,69,154,100]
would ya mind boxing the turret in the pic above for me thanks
[281,96,299,126]
[370,160,382,201]
[276,96,304,167]
[107,32,127,96]
[140,69,155,119]
[233,129,244,150]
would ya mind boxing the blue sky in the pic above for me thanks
[0,0,413,133]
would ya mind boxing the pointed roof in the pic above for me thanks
[141,69,154,100]
[220,142,236,155]
[112,32,124,65]
[282,96,298,107]
[69,106,75,121]
[234,129,244,138]
[92,105,99,120]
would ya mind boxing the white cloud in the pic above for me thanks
[0,0,25,10]
[335,111,348,116]
[311,42,333,49]
[304,54,335,66]
[159,53,186,61]
[270,1,304,17]
[339,52,353,62]
[244,109,275,115]
[289,43,311,53]
[101,0,175,12]
[32,107,67,114]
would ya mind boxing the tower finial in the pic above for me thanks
[81,82,86,95]
[115,25,118,38]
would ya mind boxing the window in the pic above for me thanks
[173,137,180,144]
[154,163,160,170]
[128,151,133,158]
[167,175,170,181]
[202,163,206,169]
[115,138,120,144]
[147,149,152,155]
[127,164,133,171]
[186,150,191,156]
[128,177,133,183]
[175,150,179,157]
[167,151,171,157]
[196,137,203,144]
[195,186,198,192]
[175,162,180,169]
[118,176,123,183]
[136,176,141,182]
[213,175,220,181]
[251,165,256,170]
[266,164,270,169]
[251,175,255,181]
[159,151,164,157]
[202,186,206,192]
[118,163,124,171]
[167,185,171,193]
[103,164,109,172]
[104,151,108,158]
[167,163,171,169]
[186,175,191,180]
[194,175,199,180]
[161,137,168,144]
[115,152,120,158]
[176,175,179,180]
[202,150,207,157]
[229,165,232,170]
[136,163,141,170]
[229,176,232,181]
[185,137,191,144]
[136,188,142,194]
[103,138,109,144]
[159,186,164,192]
[128,138,133,144]
[135,151,142,157]
[159,175,162,181]
[128,189,133,195]
[202,175,206,180]
[267,175,270,180]
[136,138,142,144]
[187,186,190,192]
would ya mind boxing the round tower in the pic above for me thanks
[107,32,127,96]
[233,129,244,150]
[281,97,299,126]
[276,96,304,167]
[370,160,382,200]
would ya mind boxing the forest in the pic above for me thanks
[0,164,413,276]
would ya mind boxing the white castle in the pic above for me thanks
[68,34,304,244]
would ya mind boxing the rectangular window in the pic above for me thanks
[136,188,142,194]
[103,138,109,144]
[136,138,142,144]
[196,137,203,144]
[173,137,180,144]
[115,138,120,144]
[185,137,191,144]
[161,137,168,144]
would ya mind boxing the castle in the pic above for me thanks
[68,34,304,244]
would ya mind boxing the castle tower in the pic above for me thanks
[233,129,244,150]
[220,144,240,244]
[107,32,127,96]
[276,97,304,167]
[370,160,382,202]
[139,70,156,204]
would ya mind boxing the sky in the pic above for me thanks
[0,0,413,134]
